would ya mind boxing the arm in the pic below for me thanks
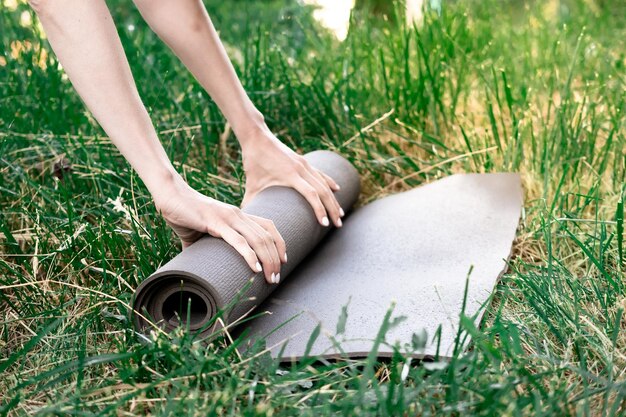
[132,0,345,228]
[29,0,285,284]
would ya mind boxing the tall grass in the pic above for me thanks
[1,0,625,415]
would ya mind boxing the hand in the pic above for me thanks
[152,174,287,284]
[239,128,345,228]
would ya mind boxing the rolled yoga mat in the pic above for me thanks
[132,150,523,361]
[132,150,361,338]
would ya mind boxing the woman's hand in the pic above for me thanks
[239,127,345,228]
[153,174,287,284]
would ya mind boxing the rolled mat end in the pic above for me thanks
[131,150,361,340]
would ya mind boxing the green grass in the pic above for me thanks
[1,0,625,415]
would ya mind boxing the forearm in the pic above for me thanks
[29,0,290,279]
[132,0,267,143]
[31,0,179,196]
[131,0,344,230]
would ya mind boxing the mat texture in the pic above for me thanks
[132,151,523,361]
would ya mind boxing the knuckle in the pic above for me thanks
[251,235,265,247]
[206,225,218,236]
[294,161,307,174]
[205,221,223,236]
[293,162,304,175]
[260,230,273,242]
[295,156,310,170]
[305,187,318,198]
[223,207,240,221]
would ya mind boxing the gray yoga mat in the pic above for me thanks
[132,151,523,361]
[234,172,522,360]
[132,150,361,337]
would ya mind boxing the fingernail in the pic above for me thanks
[337,217,342,227]
[275,273,281,284]
[284,252,288,262]
[339,208,345,217]
[271,272,276,283]
[322,216,330,227]
[256,262,263,272]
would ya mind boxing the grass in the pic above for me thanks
[1,0,625,415]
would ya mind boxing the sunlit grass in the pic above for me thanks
[1,0,625,415]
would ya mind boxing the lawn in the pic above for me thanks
[1,0,625,415]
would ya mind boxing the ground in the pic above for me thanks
[0,0,625,415]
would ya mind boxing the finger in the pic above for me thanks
[320,172,344,216]
[249,215,287,263]
[303,170,342,228]
[218,226,262,275]
[241,215,282,282]
[312,170,344,220]
[232,216,281,284]
[320,171,341,192]
[293,179,329,227]
[243,217,282,281]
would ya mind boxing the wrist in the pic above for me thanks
[143,166,186,208]
[230,106,271,148]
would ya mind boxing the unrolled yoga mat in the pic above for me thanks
[234,172,523,360]
[132,150,523,361]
